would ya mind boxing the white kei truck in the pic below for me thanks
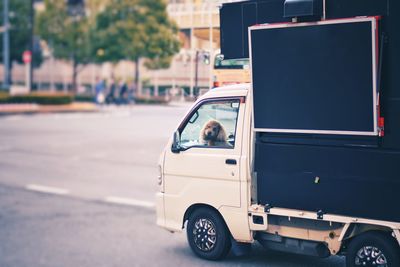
[156,0,400,266]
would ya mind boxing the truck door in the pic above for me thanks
[163,97,245,229]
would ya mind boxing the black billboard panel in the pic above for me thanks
[220,0,290,59]
[242,3,258,59]
[220,4,243,59]
[326,0,388,19]
[250,17,378,136]
[219,0,388,59]
[255,142,400,222]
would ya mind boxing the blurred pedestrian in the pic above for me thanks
[119,80,128,104]
[128,80,136,104]
[94,77,105,104]
[106,78,116,104]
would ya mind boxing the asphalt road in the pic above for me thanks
[0,105,345,267]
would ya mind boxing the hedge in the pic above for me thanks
[0,92,73,105]
[134,96,170,104]
[74,94,95,102]
[0,92,171,105]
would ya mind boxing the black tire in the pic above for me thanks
[186,207,231,260]
[346,231,400,267]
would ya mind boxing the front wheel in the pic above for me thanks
[346,231,400,267]
[186,208,231,260]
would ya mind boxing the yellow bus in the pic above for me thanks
[212,54,251,88]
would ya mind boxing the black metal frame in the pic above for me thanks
[220,0,400,222]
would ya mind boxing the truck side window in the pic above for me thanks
[180,99,240,149]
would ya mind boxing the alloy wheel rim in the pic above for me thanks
[192,218,217,252]
[355,246,388,266]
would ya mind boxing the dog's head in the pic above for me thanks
[200,120,227,145]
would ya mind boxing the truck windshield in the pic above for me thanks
[180,99,240,149]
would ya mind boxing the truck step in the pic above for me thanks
[255,232,330,258]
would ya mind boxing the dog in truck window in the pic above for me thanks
[200,120,231,147]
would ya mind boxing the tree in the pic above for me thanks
[92,0,180,92]
[144,56,175,70]
[36,0,91,93]
[0,0,42,82]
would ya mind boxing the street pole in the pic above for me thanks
[194,50,199,95]
[154,70,159,97]
[2,0,10,89]
[29,0,34,91]
[208,3,213,90]
[25,61,31,91]
[189,2,194,99]
[50,45,55,92]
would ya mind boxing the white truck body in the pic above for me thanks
[156,84,400,262]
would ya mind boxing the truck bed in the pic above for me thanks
[255,136,400,222]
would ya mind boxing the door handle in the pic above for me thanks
[225,159,237,165]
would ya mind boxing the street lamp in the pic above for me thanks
[194,50,211,95]
[2,0,10,90]
[28,0,34,91]
[65,0,85,93]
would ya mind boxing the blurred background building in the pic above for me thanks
[0,0,222,98]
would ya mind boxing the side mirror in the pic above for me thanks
[171,130,181,153]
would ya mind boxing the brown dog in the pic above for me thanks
[200,120,230,147]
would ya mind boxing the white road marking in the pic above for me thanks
[26,184,69,195]
[104,196,155,209]
[24,185,154,209]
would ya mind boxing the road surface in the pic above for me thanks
[0,105,345,267]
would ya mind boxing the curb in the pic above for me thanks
[0,102,98,115]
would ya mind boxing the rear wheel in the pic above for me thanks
[346,231,400,267]
[186,208,231,260]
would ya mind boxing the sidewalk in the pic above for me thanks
[168,101,194,108]
[0,102,98,115]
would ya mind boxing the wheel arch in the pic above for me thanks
[344,229,400,266]
[183,204,230,233]
[340,223,398,252]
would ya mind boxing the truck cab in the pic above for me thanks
[156,83,253,242]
